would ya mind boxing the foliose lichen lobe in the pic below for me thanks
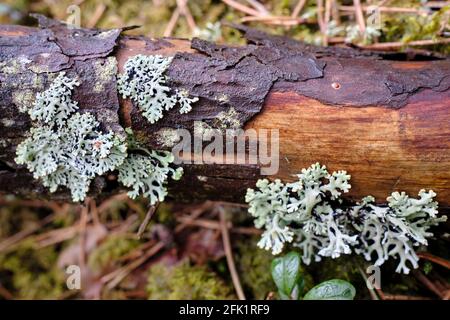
[246,163,447,274]
[117,54,198,125]
[15,72,128,202]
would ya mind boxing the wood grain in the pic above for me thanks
[247,89,450,204]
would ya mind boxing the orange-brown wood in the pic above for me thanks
[246,90,450,204]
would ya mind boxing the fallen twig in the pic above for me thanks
[245,0,270,16]
[86,3,106,28]
[357,266,380,300]
[176,215,261,235]
[136,203,159,239]
[79,202,89,271]
[0,284,13,300]
[353,0,366,33]
[103,241,165,289]
[222,0,262,17]
[412,270,445,299]
[177,0,197,31]
[383,294,432,300]
[417,252,450,270]
[340,5,428,14]
[218,206,246,300]
[360,38,450,50]
[164,7,180,37]
[0,213,56,252]
[291,0,307,18]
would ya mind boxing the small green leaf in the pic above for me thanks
[303,279,356,300]
[271,251,302,299]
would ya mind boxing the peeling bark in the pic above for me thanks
[0,16,449,207]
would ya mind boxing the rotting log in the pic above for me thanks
[0,15,449,207]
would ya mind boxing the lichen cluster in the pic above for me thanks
[15,72,128,202]
[117,54,198,124]
[15,72,182,203]
[118,129,183,204]
[245,163,447,274]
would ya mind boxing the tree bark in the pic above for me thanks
[0,16,449,207]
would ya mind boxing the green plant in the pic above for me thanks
[271,251,355,300]
[88,234,141,272]
[303,279,356,300]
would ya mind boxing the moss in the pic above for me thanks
[88,234,141,272]
[0,239,66,299]
[93,57,117,93]
[0,203,45,239]
[235,239,276,299]
[146,261,235,300]
[308,256,363,283]
[153,202,176,226]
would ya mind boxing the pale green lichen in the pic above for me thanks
[93,57,118,93]
[214,107,241,131]
[216,93,229,103]
[12,89,36,113]
[26,72,80,127]
[118,152,183,205]
[117,54,198,124]
[15,103,127,202]
[0,57,25,75]
[1,119,15,127]
[117,128,183,205]
[246,163,447,274]
[15,72,183,203]
[155,127,181,148]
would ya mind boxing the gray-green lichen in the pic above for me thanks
[245,163,447,274]
[93,57,118,93]
[15,72,127,202]
[118,129,183,205]
[15,72,183,203]
[117,54,198,124]
[12,89,36,113]
[146,261,235,300]
[214,107,241,131]
[155,128,181,148]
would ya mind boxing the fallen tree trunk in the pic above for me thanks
[0,15,449,206]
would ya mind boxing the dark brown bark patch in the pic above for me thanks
[233,24,450,108]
